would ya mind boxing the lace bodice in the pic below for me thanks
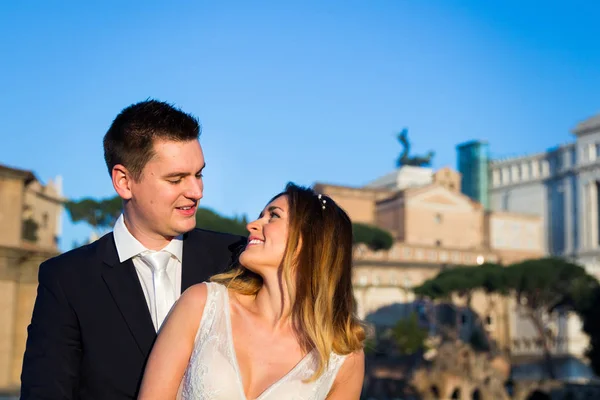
[176,282,347,400]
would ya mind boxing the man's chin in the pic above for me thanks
[171,221,197,236]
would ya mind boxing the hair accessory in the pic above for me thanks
[317,194,327,210]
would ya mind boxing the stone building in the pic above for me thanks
[410,341,511,400]
[314,165,544,352]
[488,113,600,362]
[362,342,600,399]
[489,113,600,274]
[0,164,63,391]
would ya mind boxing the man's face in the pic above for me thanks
[126,139,204,242]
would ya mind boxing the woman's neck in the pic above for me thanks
[246,270,292,331]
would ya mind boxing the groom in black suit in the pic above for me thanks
[20,100,246,399]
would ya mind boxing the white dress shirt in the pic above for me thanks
[113,214,183,331]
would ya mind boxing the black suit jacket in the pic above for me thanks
[20,228,246,400]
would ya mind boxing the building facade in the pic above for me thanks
[315,165,544,352]
[487,113,600,361]
[0,164,63,391]
[489,113,600,270]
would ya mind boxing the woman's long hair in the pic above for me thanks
[211,182,365,381]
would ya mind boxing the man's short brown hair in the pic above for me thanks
[103,99,200,181]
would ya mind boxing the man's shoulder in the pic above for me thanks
[40,232,112,277]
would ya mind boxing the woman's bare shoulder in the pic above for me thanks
[165,282,212,332]
[327,349,365,399]
[178,282,210,312]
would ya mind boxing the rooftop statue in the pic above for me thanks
[396,128,435,168]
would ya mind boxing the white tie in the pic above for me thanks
[140,251,176,331]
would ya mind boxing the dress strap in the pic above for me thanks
[193,282,221,345]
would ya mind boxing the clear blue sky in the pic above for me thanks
[1,0,599,251]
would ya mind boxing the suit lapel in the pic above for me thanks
[100,234,156,357]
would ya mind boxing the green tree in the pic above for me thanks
[414,265,485,340]
[414,263,508,301]
[195,207,248,236]
[392,312,429,355]
[352,223,394,251]
[506,258,596,379]
[65,195,122,236]
[415,258,597,379]
[413,276,451,300]
[577,285,600,376]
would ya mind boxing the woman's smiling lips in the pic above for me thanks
[247,236,265,247]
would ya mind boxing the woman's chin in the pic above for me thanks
[238,258,274,277]
[239,250,285,273]
[238,255,259,273]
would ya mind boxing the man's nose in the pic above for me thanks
[185,178,203,200]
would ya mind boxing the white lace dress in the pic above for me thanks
[176,282,347,400]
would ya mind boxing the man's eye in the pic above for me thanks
[168,179,181,184]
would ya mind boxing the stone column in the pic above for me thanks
[584,182,592,250]
[0,279,17,389]
[565,178,573,253]
[591,181,599,248]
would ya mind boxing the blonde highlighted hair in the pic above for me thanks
[211,182,365,381]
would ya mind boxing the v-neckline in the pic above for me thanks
[223,288,314,400]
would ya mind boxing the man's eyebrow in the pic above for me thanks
[163,164,206,178]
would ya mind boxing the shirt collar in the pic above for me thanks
[113,214,184,263]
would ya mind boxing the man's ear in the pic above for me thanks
[112,164,133,200]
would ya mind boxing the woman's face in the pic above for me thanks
[239,195,290,274]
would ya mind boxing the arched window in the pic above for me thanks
[451,388,460,399]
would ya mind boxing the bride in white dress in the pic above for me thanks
[138,183,365,400]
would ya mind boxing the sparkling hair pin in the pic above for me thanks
[317,194,327,210]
